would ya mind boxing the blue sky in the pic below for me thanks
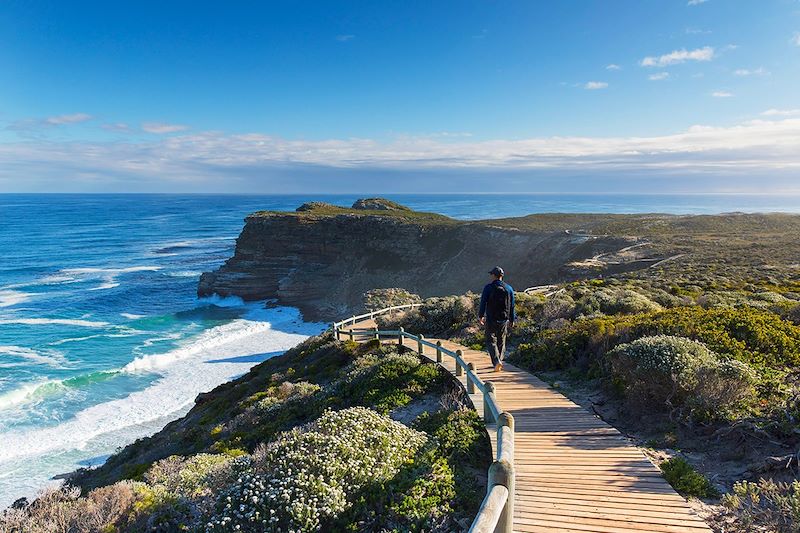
[1,0,800,193]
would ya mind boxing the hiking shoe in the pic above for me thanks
[494,363,502,372]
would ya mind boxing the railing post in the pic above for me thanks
[455,349,464,377]
[488,458,515,533]
[348,328,354,342]
[350,316,356,326]
[493,412,515,533]
[398,327,404,347]
[467,362,476,394]
[484,382,495,423]
[418,334,424,355]
[373,326,379,340]
[435,340,443,363]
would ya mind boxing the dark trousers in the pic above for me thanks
[485,320,508,366]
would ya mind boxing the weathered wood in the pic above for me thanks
[469,485,509,533]
[467,362,476,394]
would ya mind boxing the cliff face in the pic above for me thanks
[198,200,648,321]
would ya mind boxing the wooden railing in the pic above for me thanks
[332,305,515,533]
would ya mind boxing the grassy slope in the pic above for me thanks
[65,334,490,531]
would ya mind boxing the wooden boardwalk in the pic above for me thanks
[343,320,711,533]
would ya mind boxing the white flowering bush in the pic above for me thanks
[145,454,239,497]
[607,335,755,420]
[227,381,321,432]
[205,407,428,532]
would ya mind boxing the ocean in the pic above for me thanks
[1,192,799,507]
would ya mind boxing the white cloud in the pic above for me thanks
[763,109,800,117]
[688,0,708,5]
[141,122,189,134]
[641,46,715,67]
[3,118,800,191]
[336,34,355,42]
[648,72,670,81]
[584,81,608,90]
[734,67,769,77]
[102,123,132,133]
[606,64,621,71]
[793,33,800,46]
[711,91,734,98]
[45,113,93,125]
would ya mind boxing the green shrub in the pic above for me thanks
[389,456,456,524]
[363,288,421,311]
[382,295,476,335]
[514,306,800,371]
[207,407,428,532]
[414,408,488,464]
[659,457,718,499]
[144,453,242,499]
[577,288,663,316]
[607,335,755,420]
[722,479,800,532]
[337,352,446,415]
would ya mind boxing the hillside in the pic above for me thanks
[198,199,800,321]
[3,335,489,532]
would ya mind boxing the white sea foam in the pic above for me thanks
[120,313,145,320]
[36,266,162,291]
[0,318,109,328]
[0,308,325,506]
[0,377,73,410]
[198,294,246,307]
[47,331,144,346]
[0,346,66,367]
[89,282,120,291]
[0,381,54,409]
[0,290,32,308]
[123,320,271,372]
[168,270,202,278]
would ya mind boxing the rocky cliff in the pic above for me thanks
[198,199,656,321]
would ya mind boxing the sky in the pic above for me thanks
[1,0,800,193]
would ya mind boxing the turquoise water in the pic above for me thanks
[0,192,798,506]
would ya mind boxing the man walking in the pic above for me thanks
[479,266,515,372]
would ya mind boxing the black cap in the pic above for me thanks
[489,266,505,276]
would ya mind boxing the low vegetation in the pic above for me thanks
[720,479,800,533]
[659,457,719,499]
[379,265,800,532]
[2,335,490,532]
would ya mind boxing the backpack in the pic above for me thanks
[486,282,511,322]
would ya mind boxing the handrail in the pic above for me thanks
[331,303,422,330]
[469,485,508,533]
[333,304,515,533]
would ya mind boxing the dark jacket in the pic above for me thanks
[478,280,516,323]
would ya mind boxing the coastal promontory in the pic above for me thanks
[198,198,654,320]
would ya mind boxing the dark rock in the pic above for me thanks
[11,497,29,510]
